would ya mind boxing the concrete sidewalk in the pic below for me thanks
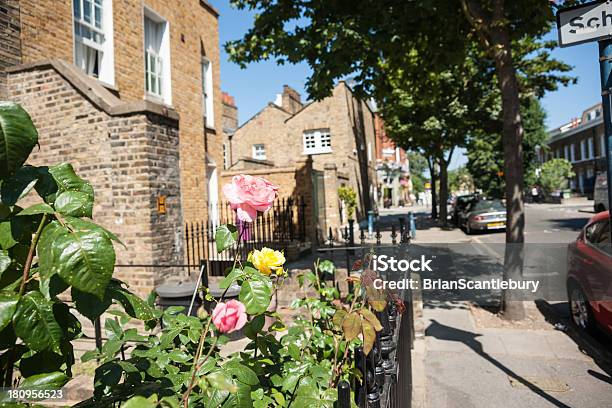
[414,303,612,408]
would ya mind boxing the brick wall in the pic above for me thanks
[231,82,378,226]
[11,0,224,225]
[6,65,184,296]
[0,0,21,98]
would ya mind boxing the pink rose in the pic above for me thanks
[222,175,278,222]
[211,300,247,334]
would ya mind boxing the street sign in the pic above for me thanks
[557,1,612,244]
[557,1,612,47]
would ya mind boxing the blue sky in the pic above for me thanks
[212,1,602,169]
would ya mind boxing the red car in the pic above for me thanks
[567,211,612,335]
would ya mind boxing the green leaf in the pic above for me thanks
[244,315,265,339]
[62,216,125,247]
[108,283,156,321]
[17,203,55,216]
[54,190,93,218]
[19,350,65,377]
[71,287,112,322]
[342,312,361,342]
[207,371,238,393]
[0,166,39,205]
[33,166,59,204]
[38,220,115,299]
[0,102,38,180]
[19,371,69,391]
[13,292,63,354]
[122,396,157,408]
[239,277,272,315]
[48,163,94,196]
[0,251,11,274]
[220,268,244,289]
[0,292,18,331]
[215,224,238,253]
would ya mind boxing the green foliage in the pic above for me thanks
[337,186,357,219]
[539,158,574,195]
[215,224,238,253]
[466,97,549,197]
[0,102,154,394]
[448,167,474,194]
[407,151,428,194]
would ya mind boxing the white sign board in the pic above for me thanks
[557,1,612,47]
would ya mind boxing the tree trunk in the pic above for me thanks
[438,154,449,227]
[492,28,526,321]
[427,156,438,219]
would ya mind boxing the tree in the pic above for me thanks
[449,167,475,194]
[226,0,574,319]
[539,159,574,196]
[467,97,549,198]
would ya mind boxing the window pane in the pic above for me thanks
[73,0,81,19]
[83,0,92,24]
[94,2,102,29]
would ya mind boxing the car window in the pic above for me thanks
[586,220,611,255]
[471,200,504,211]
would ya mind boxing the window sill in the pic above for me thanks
[205,125,217,134]
[145,93,173,109]
[303,150,332,155]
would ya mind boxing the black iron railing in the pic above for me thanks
[185,197,307,276]
[319,217,414,408]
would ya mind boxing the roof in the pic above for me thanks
[547,116,602,145]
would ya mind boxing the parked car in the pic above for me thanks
[567,211,612,335]
[458,199,506,234]
[594,172,609,213]
[452,194,478,226]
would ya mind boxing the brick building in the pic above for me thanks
[0,0,224,294]
[226,83,378,241]
[545,104,607,197]
[374,113,410,207]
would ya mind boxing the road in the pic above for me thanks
[470,203,593,245]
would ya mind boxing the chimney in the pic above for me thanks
[281,85,302,114]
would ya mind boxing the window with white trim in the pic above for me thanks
[303,129,332,154]
[564,145,569,160]
[144,9,171,104]
[252,144,266,160]
[580,140,586,160]
[201,58,214,128]
[588,137,594,159]
[570,143,576,162]
[600,134,606,157]
[73,0,114,84]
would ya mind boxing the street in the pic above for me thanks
[404,201,612,408]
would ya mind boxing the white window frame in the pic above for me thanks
[570,143,576,162]
[600,133,606,157]
[588,137,594,159]
[564,145,569,160]
[252,144,266,160]
[303,129,332,155]
[72,0,115,85]
[202,57,214,128]
[143,7,171,105]
[580,140,587,161]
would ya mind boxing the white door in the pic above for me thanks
[207,165,219,226]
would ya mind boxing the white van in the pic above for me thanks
[594,172,609,212]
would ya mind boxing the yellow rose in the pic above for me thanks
[248,247,286,275]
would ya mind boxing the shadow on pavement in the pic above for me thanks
[535,300,612,378]
[547,218,590,232]
[426,319,573,408]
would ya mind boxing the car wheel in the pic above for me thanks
[595,204,606,213]
[568,282,597,333]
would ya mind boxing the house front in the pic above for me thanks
[226,82,378,242]
[0,0,224,294]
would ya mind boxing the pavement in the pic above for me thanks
[397,201,612,408]
[416,302,612,408]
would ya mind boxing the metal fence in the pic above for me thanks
[320,218,414,408]
[185,197,308,276]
